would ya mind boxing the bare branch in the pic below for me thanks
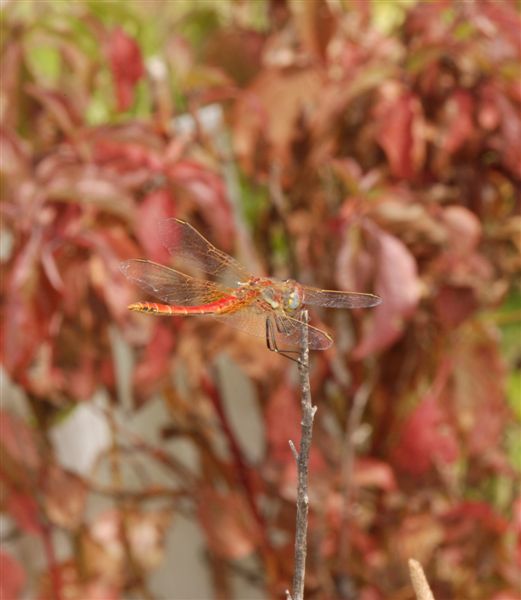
[337,381,373,572]
[409,559,436,600]
[290,311,316,600]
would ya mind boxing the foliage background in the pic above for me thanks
[1,1,520,599]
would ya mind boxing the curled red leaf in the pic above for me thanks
[136,189,175,264]
[353,223,421,358]
[375,87,426,179]
[106,27,144,112]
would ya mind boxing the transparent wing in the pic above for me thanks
[273,312,333,350]
[213,306,333,350]
[120,259,233,306]
[159,218,250,284]
[302,286,381,309]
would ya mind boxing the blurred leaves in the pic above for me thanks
[0,552,25,600]
[106,26,144,112]
[1,0,519,599]
[197,488,260,560]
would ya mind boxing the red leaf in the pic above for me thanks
[375,87,425,179]
[233,67,322,174]
[359,588,383,600]
[165,161,234,251]
[335,219,375,295]
[479,1,521,55]
[442,205,482,255]
[68,353,97,401]
[0,551,25,600]
[0,410,40,479]
[93,135,163,172]
[451,324,508,457]
[0,128,30,178]
[26,84,83,134]
[264,382,327,500]
[433,286,478,329]
[45,167,135,219]
[443,501,508,536]
[133,323,175,404]
[491,592,521,600]
[441,90,474,155]
[2,228,45,374]
[496,93,521,177]
[85,228,140,320]
[136,189,175,263]
[0,410,41,473]
[297,0,335,63]
[197,488,260,560]
[77,580,121,600]
[478,82,501,130]
[42,465,87,530]
[264,380,300,463]
[514,497,521,535]
[353,223,421,358]
[392,361,459,475]
[353,458,397,491]
[107,27,144,111]
[203,29,263,85]
[392,396,458,475]
[6,492,43,536]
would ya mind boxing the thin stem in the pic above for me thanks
[95,404,197,486]
[201,373,280,594]
[289,311,316,600]
[201,373,264,531]
[337,381,372,573]
[40,521,62,600]
[108,409,154,600]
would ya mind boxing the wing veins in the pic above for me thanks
[120,259,234,306]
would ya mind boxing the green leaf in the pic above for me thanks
[507,371,521,418]
[24,42,61,85]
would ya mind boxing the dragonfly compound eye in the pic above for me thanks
[286,289,302,311]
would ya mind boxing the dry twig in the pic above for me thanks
[409,559,436,600]
[337,382,372,578]
[287,311,317,600]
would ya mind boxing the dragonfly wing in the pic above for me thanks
[120,259,232,305]
[302,286,381,309]
[213,306,333,350]
[159,219,250,284]
[273,312,333,350]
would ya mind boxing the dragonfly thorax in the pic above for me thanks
[254,279,304,313]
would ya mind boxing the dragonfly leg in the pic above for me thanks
[265,318,302,364]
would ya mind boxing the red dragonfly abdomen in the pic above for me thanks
[128,294,245,316]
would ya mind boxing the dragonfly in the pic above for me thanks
[120,218,381,358]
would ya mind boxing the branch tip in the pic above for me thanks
[288,439,299,461]
[409,558,436,600]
